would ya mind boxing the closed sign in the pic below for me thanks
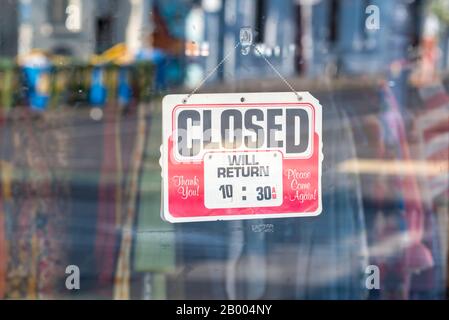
[161,92,323,223]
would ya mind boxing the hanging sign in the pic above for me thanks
[161,92,323,222]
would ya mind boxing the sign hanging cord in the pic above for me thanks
[251,44,302,101]
[183,42,241,103]
[183,28,302,103]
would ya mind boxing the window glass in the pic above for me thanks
[0,0,448,300]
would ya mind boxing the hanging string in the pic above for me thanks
[182,30,303,103]
[183,42,241,103]
[251,44,302,101]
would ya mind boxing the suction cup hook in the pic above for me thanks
[240,27,253,56]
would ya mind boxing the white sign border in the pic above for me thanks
[161,92,323,223]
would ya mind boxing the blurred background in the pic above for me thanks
[0,0,448,300]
